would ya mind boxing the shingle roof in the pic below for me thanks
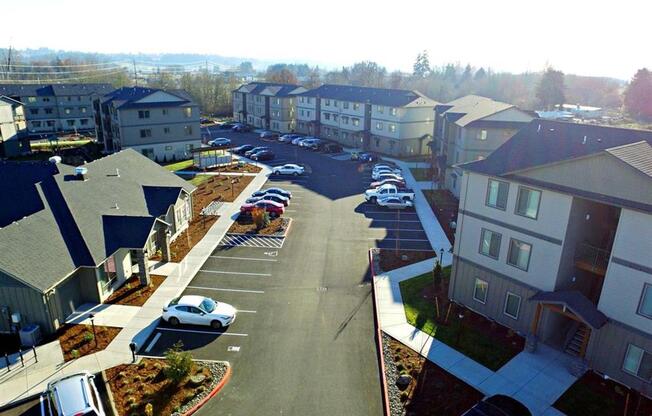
[0,149,195,292]
[298,84,436,107]
[530,290,608,329]
[439,95,515,127]
[606,141,652,178]
[102,86,195,109]
[0,83,112,97]
[235,82,302,95]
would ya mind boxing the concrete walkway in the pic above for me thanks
[374,258,571,416]
[0,165,272,407]
[65,303,140,327]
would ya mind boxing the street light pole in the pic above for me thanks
[440,248,444,265]
[89,313,97,348]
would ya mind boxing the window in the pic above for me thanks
[306,111,311,118]
[162,109,168,116]
[507,239,532,271]
[300,110,305,116]
[66,120,75,127]
[638,284,652,319]
[325,99,331,106]
[333,129,339,137]
[333,100,338,107]
[27,97,37,103]
[342,132,348,139]
[184,125,193,135]
[300,97,305,103]
[32,121,42,127]
[478,129,488,140]
[165,145,173,151]
[353,103,360,110]
[44,108,53,114]
[64,108,72,115]
[378,106,384,114]
[389,124,396,133]
[274,98,280,105]
[504,292,521,319]
[343,102,349,109]
[164,127,171,134]
[376,122,383,130]
[140,129,152,138]
[479,229,502,259]
[623,344,652,380]
[473,279,488,304]
[486,179,509,210]
[29,108,38,115]
[515,187,541,219]
[390,107,397,116]
[42,97,50,102]
[184,107,192,118]
[352,118,360,126]
[185,144,194,151]
[375,138,380,147]
[307,97,312,104]
[79,107,87,113]
[324,113,330,120]
[46,120,55,127]
[332,114,338,121]
[80,119,89,126]
[342,116,349,124]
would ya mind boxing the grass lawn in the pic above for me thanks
[410,168,434,181]
[399,269,519,371]
[164,159,193,171]
[189,174,212,186]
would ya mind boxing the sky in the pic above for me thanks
[2,0,650,79]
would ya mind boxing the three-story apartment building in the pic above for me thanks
[96,86,201,161]
[0,95,28,157]
[450,120,652,391]
[232,82,305,132]
[433,95,535,198]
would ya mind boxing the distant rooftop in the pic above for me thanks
[298,84,437,107]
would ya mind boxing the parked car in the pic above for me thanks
[376,196,414,210]
[232,144,255,154]
[279,133,300,143]
[462,395,531,416]
[218,122,236,129]
[291,136,306,145]
[232,123,251,132]
[305,139,323,150]
[246,193,290,206]
[244,146,269,157]
[364,184,415,203]
[373,162,399,170]
[272,163,305,176]
[44,372,106,416]
[162,295,236,329]
[372,167,403,180]
[240,199,285,217]
[251,187,292,199]
[251,150,275,161]
[351,152,377,162]
[208,137,231,147]
[323,143,343,153]
[370,178,406,188]
[375,173,404,182]
[260,130,279,140]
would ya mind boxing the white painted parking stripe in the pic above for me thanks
[373,228,425,232]
[187,286,265,294]
[210,255,277,262]
[364,211,419,215]
[285,210,297,213]
[367,237,430,242]
[369,219,422,223]
[200,270,271,276]
[158,328,248,337]
[145,332,162,353]
[237,310,257,313]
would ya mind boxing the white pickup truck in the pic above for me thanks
[364,184,415,203]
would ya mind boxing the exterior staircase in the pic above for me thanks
[565,324,589,357]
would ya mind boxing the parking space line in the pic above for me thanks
[210,255,277,262]
[370,219,422,223]
[187,286,265,293]
[373,228,425,232]
[157,328,248,337]
[144,332,162,353]
[237,310,257,313]
[285,210,297,213]
[363,211,419,215]
[200,270,271,276]
[367,237,430,242]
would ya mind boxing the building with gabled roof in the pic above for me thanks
[0,95,28,157]
[232,82,306,133]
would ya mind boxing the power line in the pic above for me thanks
[2,60,131,68]
[0,65,126,75]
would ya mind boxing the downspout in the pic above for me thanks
[449,170,471,301]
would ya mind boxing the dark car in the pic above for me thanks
[323,143,343,153]
[244,146,270,157]
[218,122,236,129]
[232,144,255,154]
[260,130,279,140]
[251,187,292,199]
[240,200,285,217]
[232,123,251,132]
[462,395,531,416]
[251,150,275,161]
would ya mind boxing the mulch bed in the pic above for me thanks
[378,249,437,273]
[554,371,652,416]
[228,217,289,235]
[104,275,166,307]
[169,217,217,263]
[383,334,483,416]
[186,163,261,174]
[106,358,227,416]
[423,189,459,244]
[58,324,121,362]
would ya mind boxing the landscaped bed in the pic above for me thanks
[409,167,435,182]
[382,333,483,416]
[554,371,652,416]
[104,275,166,307]
[228,216,290,236]
[186,163,262,174]
[106,356,229,416]
[423,189,459,243]
[399,270,524,371]
[58,324,121,362]
[377,249,437,273]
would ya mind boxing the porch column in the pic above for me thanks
[136,249,151,286]
[526,303,543,352]
[160,229,171,263]
[531,303,543,336]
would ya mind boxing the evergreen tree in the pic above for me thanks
[536,67,566,110]
[412,51,431,78]
[474,67,487,80]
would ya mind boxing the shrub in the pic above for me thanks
[251,207,270,230]
[163,341,193,384]
[145,403,154,416]
[400,392,408,402]
[71,349,80,359]
[433,261,442,291]
[82,331,94,343]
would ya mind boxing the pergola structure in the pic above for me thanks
[191,145,233,169]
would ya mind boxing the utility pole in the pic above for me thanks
[132,59,138,86]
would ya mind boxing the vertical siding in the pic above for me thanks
[0,270,53,334]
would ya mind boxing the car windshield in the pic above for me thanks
[200,298,217,313]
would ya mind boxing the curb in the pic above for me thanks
[369,249,391,416]
[226,217,292,239]
[182,363,232,416]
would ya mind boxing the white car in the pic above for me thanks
[208,137,231,147]
[377,196,414,210]
[162,295,236,329]
[279,134,300,143]
[45,372,106,416]
[272,163,305,176]
[372,168,402,180]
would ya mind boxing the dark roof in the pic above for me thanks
[0,83,112,98]
[462,120,652,176]
[102,86,194,109]
[297,84,436,107]
[102,216,157,257]
[530,290,608,329]
[0,149,195,292]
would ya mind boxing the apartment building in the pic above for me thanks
[450,119,652,391]
[0,83,112,136]
[433,95,535,198]
[96,86,201,161]
[232,82,305,132]
[295,84,438,156]
[0,95,28,157]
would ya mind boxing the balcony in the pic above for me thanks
[574,243,611,275]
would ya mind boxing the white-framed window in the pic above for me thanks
[184,107,192,118]
[343,102,349,109]
[162,109,168,116]
[473,278,488,304]
[140,129,152,138]
[27,97,37,103]
[478,129,488,140]
[307,97,312,104]
[274,98,280,105]
[353,103,360,110]
[300,97,305,103]
[342,116,349,124]
[325,99,331,106]
[638,284,652,319]
[623,344,652,380]
[165,145,173,151]
[479,229,502,259]
[376,122,383,130]
[80,107,87,113]
[324,113,330,120]
[486,179,509,210]
[64,108,72,114]
[378,106,384,114]
[333,100,338,107]
[390,107,397,116]
[515,187,542,219]
[300,110,305,116]
[507,238,532,271]
[389,124,396,133]
[184,125,193,135]
[306,111,311,118]
[138,110,150,119]
[353,118,360,126]
[333,114,338,121]
[504,292,521,319]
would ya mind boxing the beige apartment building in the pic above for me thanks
[450,120,652,392]
[0,95,27,157]
[232,82,305,133]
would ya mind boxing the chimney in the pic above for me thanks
[74,166,88,181]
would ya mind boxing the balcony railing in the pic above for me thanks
[574,243,611,275]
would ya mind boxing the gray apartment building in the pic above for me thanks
[232,82,306,132]
[0,95,28,157]
[0,83,112,136]
[0,150,194,335]
[433,95,535,198]
[450,120,652,392]
[96,86,201,161]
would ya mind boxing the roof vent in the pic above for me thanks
[48,156,62,164]
[113,203,119,210]
[74,166,88,181]
[115,168,120,177]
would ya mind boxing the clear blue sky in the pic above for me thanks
[3,0,650,79]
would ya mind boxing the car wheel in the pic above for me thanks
[293,172,299,176]
[273,170,279,175]
[210,320,223,330]
[168,317,180,326]
[370,196,377,203]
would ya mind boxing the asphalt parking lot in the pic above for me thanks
[141,128,434,415]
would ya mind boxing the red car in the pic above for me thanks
[240,200,285,217]
[370,178,406,188]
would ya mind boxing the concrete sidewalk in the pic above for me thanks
[374,258,571,416]
[0,165,272,407]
